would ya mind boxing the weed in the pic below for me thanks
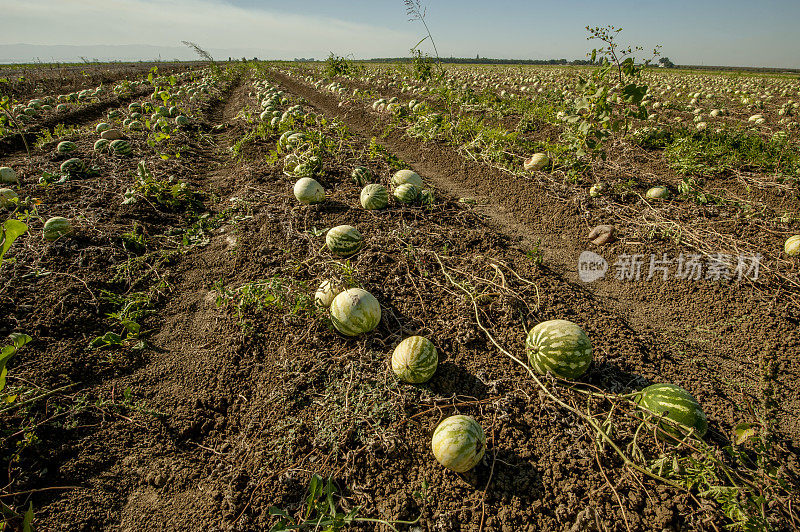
[214,277,318,334]
[123,161,203,211]
[268,473,423,532]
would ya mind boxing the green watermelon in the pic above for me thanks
[330,288,381,336]
[526,319,592,380]
[43,217,72,241]
[431,415,486,472]
[56,141,77,154]
[391,169,424,189]
[326,225,363,257]
[94,139,110,152]
[293,177,325,204]
[56,104,69,112]
[785,235,800,257]
[0,167,18,185]
[96,122,111,133]
[109,139,132,156]
[393,183,420,204]
[360,184,388,210]
[635,383,708,441]
[392,336,438,383]
[60,158,84,175]
[351,166,373,186]
[175,115,190,127]
[0,188,18,209]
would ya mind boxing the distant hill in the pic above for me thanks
[0,44,265,64]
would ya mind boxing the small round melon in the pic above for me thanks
[391,169,423,189]
[351,167,373,186]
[636,383,708,441]
[785,235,800,257]
[524,153,549,171]
[431,415,486,472]
[175,115,190,127]
[109,139,132,156]
[314,279,345,308]
[94,139,111,152]
[589,183,606,197]
[526,319,592,380]
[56,141,77,154]
[60,158,84,175]
[393,183,420,204]
[0,167,18,185]
[646,186,670,200]
[360,184,388,210]
[0,188,18,209]
[326,225,363,257]
[293,177,325,204]
[101,129,124,141]
[43,216,72,241]
[96,122,111,133]
[330,288,381,336]
[392,336,438,383]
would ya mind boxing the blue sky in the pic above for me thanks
[1,0,799,67]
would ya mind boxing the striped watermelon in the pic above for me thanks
[526,319,592,380]
[60,158,84,175]
[391,169,424,189]
[636,383,708,441]
[391,336,438,383]
[785,235,800,257]
[393,183,420,204]
[360,184,388,210]
[351,167,373,186]
[94,139,110,152]
[431,415,486,472]
[293,177,325,204]
[109,139,132,156]
[56,141,77,154]
[326,225,363,257]
[43,217,72,241]
[314,279,345,308]
[96,122,111,133]
[330,288,381,336]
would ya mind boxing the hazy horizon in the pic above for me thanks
[2,0,799,69]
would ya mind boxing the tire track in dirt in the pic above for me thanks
[30,74,260,529]
[270,69,800,444]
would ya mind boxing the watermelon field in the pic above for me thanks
[1,59,799,530]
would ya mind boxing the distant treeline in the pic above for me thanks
[355,57,595,66]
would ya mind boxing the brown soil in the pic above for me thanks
[0,65,797,532]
